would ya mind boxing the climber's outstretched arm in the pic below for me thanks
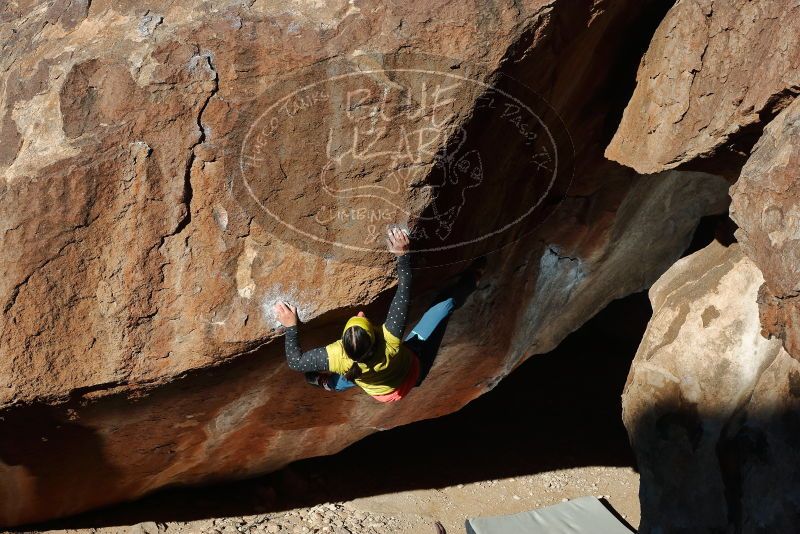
[274,301,329,372]
[384,227,412,340]
[284,327,329,372]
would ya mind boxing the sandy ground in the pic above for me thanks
[14,466,639,534]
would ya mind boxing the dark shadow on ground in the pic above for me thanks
[24,288,651,531]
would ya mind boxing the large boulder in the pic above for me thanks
[623,242,800,532]
[605,0,800,176]
[605,1,800,530]
[731,97,800,361]
[0,0,726,526]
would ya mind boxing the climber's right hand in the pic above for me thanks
[387,226,410,256]
[273,301,298,327]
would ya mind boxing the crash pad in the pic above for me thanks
[465,496,635,534]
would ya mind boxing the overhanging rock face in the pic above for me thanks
[0,0,728,526]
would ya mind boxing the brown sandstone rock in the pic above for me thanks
[605,0,800,176]
[730,97,800,361]
[0,0,726,526]
[623,242,800,532]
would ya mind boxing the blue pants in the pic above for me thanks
[324,297,456,391]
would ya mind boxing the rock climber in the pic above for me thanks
[273,226,484,402]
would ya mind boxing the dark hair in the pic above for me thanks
[342,326,373,381]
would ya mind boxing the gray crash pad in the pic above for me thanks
[465,496,634,534]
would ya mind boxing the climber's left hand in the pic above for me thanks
[273,301,298,327]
